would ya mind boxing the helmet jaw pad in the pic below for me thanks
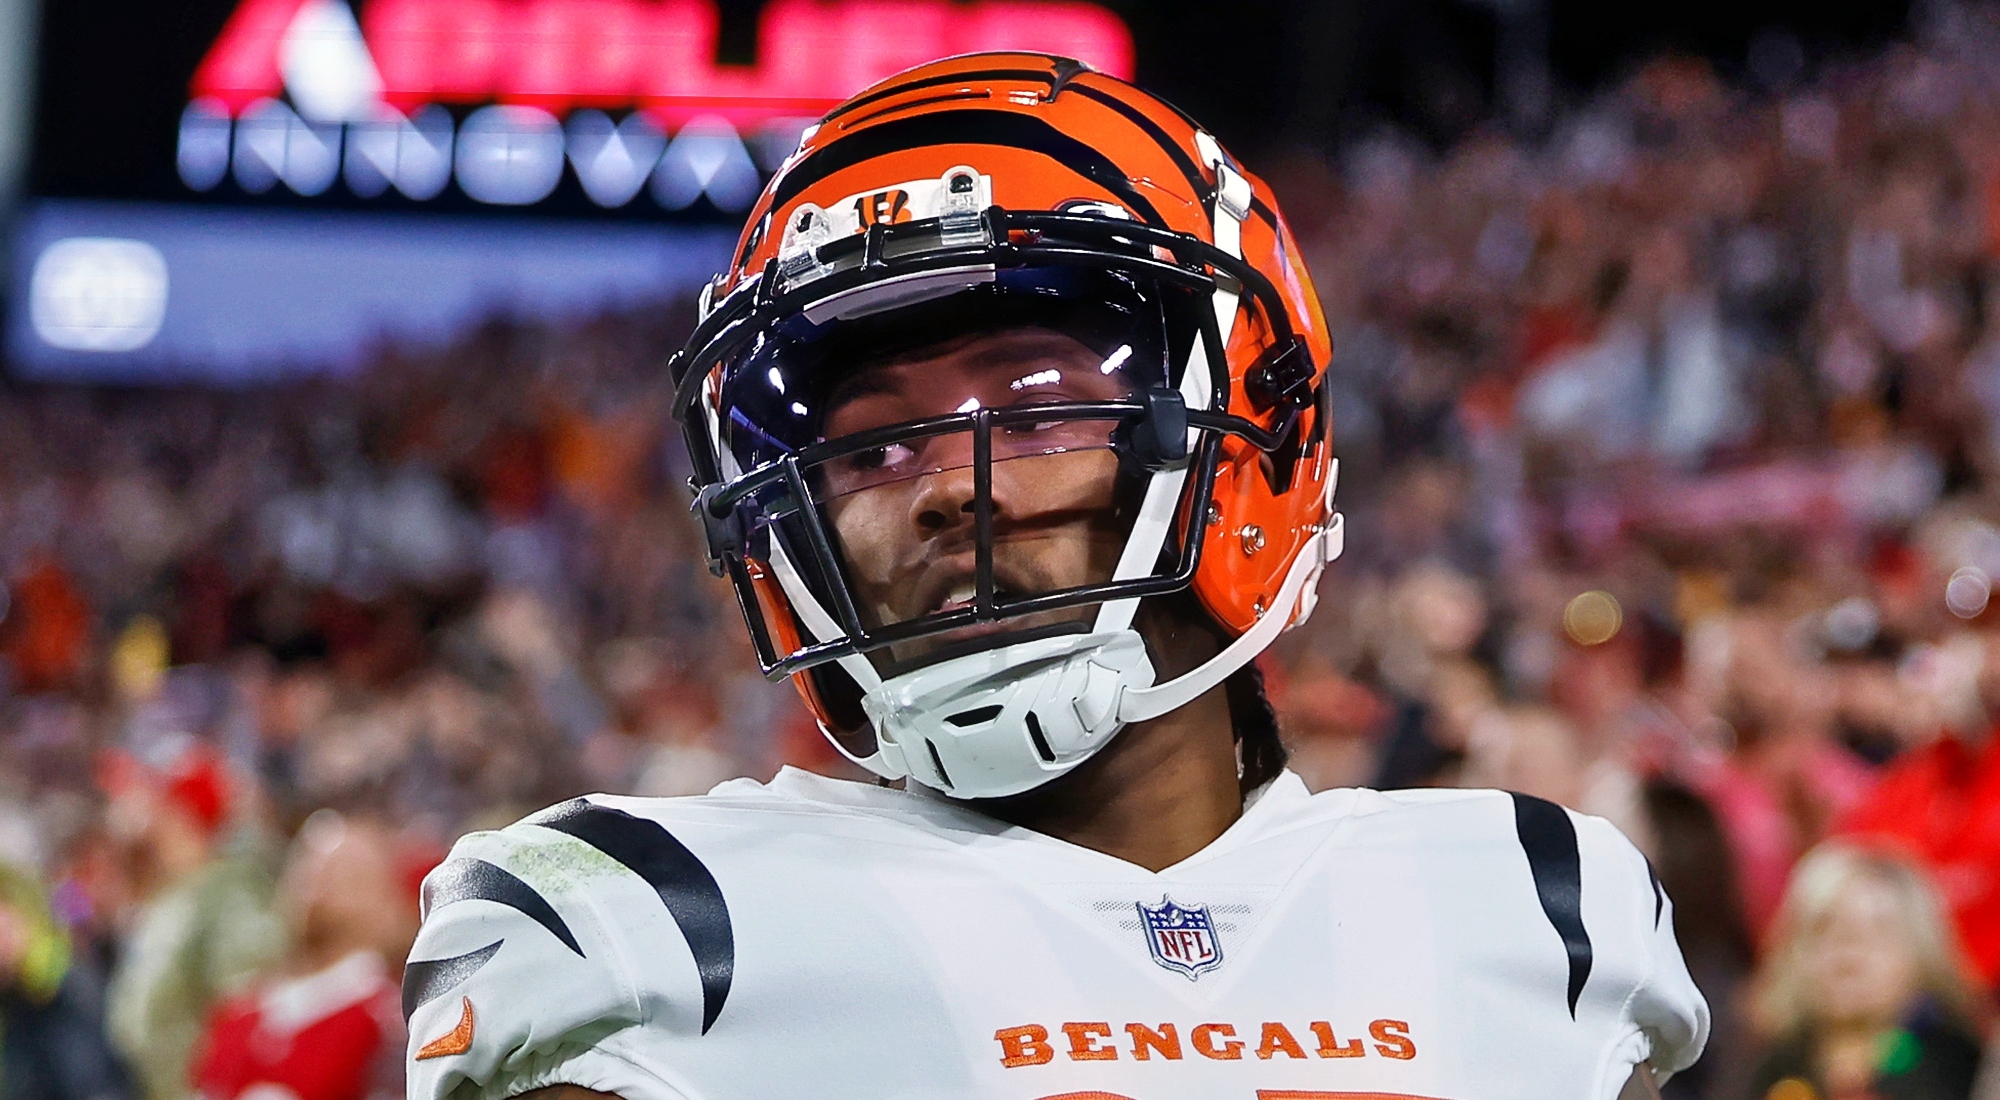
[863,630,1156,798]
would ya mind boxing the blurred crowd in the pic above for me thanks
[10,5,2000,1099]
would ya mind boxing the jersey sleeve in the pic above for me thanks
[403,810,690,1100]
[1573,812,1711,1088]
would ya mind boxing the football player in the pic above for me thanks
[404,55,1708,1100]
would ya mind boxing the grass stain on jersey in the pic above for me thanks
[507,831,632,888]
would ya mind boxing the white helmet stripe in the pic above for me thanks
[1096,134,1246,640]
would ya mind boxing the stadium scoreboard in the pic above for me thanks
[11,0,1132,381]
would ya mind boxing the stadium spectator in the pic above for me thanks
[0,856,133,1100]
[100,749,283,1100]
[1700,611,1875,935]
[1646,779,1758,1100]
[190,811,413,1100]
[1838,601,2000,989]
[1741,843,1987,1100]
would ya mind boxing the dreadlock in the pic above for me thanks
[1227,661,1287,795]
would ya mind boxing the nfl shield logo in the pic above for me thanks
[1137,896,1224,980]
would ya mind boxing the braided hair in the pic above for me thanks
[1227,661,1287,795]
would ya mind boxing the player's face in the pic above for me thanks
[818,328,1132,665]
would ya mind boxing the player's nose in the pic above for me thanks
[909,459,978,535]
[907,426,1019,536]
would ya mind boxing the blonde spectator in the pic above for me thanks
[1742,844,1987,1100]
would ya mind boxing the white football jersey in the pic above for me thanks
[404,769,1707,1100]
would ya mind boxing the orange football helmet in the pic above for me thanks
[670,53,1342,796]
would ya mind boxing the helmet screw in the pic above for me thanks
[1253,598,1268,618]
[1207,504,1222,527]
[1240,524,1266,555]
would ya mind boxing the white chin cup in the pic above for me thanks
[859,629,1157,799]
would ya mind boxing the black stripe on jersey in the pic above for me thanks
[1646,857,1665,929]
[425,858,584,957]
[768,110,1167,226]
[1509,792,1594,1018]
[403,939,502,1021]
[531,799,735,1034]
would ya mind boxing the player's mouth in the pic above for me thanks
[931,581,1018,616]
[872,561,1096,668]
[905,564,1049,626]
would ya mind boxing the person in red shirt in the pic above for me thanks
[1837,631,2000,988]
[193,813,419,1100]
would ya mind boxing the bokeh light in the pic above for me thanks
[1562,590,1623,646]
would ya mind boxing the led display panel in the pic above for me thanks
[13,0,1134,379]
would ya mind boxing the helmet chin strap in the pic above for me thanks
[1114,510,1342,725]
[858,507,1340,799]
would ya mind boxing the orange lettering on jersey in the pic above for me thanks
[1309,1021,1364,1058]
[1255,1021,1308,1060]
[1125,1022,1183,1061]
[998,1019,1418,1069]
[1063,1022,1118,1061]
[996,1024,1055,1067]
[1191,1022,1244,1060]
[1369,1019,1417,1060]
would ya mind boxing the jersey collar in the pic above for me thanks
[760,765,1323,877]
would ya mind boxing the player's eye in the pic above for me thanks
[847,441,918,471]
[1001,397,1068,436]
[1002,419,1062,437]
